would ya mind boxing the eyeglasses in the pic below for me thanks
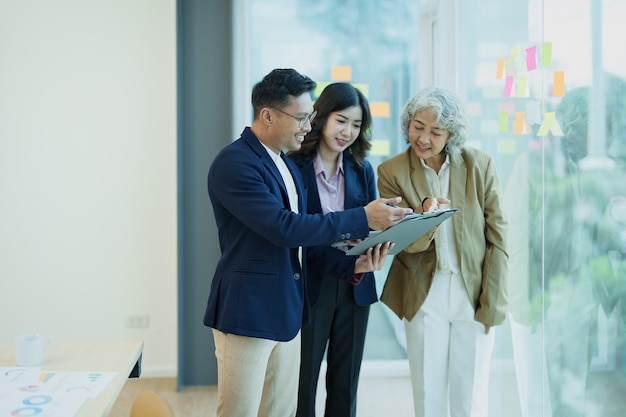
[271,106,317,128]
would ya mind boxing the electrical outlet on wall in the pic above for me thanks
[125,313,150,328]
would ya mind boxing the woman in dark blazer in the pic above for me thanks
[289,82,380,417]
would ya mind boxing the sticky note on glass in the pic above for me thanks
[504,75,515,97]
[498,139,516,154]
[514,112,526,134]
[542,42,553,67]
[506,46,521,66]
[352,83,370,98]
[496,58,505,79]
[369,140,391,156]
[553,70,565,97]
[314,82,331,99]
[517,74,529,97]
[331,66,352,81]
[498,101,516,115]
[537,112,564,137]
[526,45,537,71]
[370,102,390,118]
[499,111,509,133]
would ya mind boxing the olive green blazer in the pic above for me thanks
[377,147,509,326]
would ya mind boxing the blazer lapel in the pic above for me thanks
[449,152,466,263]
[343,156,356,209]
[283,153,305,213]
[243,129,289,204]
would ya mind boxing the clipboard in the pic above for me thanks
[343,208,458,256]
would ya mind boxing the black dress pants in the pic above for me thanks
[297,273,370,417]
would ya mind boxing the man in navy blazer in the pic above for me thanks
[204,68,411,417]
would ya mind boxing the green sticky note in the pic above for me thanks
[499,111,509,133]
[542,42,553,67]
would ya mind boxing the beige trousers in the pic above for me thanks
[212,329,301,417]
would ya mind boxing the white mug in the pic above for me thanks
[15,333,51,367]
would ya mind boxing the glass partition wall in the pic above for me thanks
[236,0,626,415]
[455,1,626,416]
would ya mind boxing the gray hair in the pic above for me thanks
[400,87,469,156]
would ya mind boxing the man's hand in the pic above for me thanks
[354,241,395,274]
[364,197,413,230]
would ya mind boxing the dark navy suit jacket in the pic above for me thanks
[204,128,370,341]
[290,153,379,307]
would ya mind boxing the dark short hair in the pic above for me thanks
[293,82,372,166]
[251,69,317,118]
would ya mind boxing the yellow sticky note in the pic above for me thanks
[331,66,352,81]
[313,82,331,99]
[496,58,505,79]
[537,112,564,137]
[517,74,529,97]
[370,102,390,118]
[369,140,391,156]
[553,70,565,97]
[498,139,516,154]
[514,112,525,134]
[351,83,370,99]
[505,46,521,66]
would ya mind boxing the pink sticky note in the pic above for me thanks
[504,76,514,97]
[526,46,537,71]
[498,102,516,115]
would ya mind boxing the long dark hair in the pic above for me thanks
[291,82,372,166]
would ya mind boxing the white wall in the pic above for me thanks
[0,0,177,377]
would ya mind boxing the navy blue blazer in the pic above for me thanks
[204,128,371,341]
[290,153,379,307]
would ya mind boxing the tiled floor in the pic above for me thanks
[108,373,414,417]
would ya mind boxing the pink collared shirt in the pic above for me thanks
[314,150,345,215]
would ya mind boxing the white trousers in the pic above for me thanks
[212,329,301,417]
[404,271,495,417]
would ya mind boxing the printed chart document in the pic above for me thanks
[342,208,458,256]
[0,367,118,417]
